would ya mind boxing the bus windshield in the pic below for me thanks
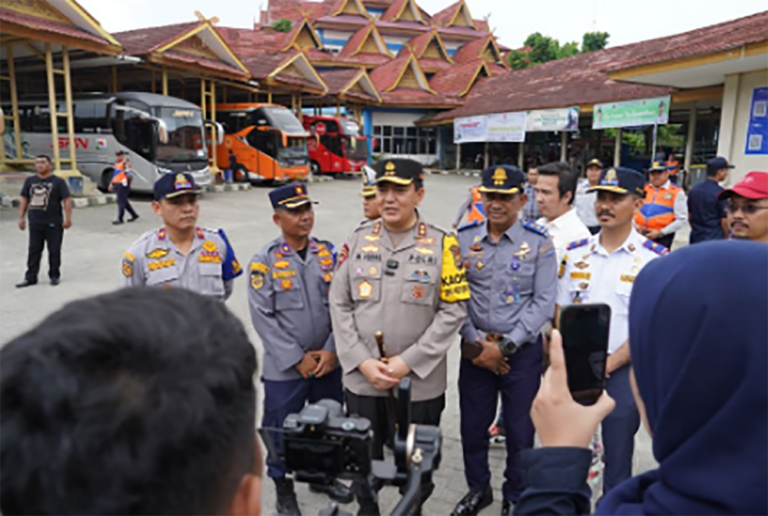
[264,107,306,136]
[154,107,206,163]
[279,136,308,159]
[344,135,368,160]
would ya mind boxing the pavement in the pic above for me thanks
[0,174,660,516]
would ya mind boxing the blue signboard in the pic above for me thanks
[745,86,768,155]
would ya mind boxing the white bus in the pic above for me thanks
[5,92,214,193]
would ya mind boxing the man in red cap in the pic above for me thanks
[719,172,768,244]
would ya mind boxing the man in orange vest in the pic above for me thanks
[635,161,688,250]
[666,153,681,185]
[109,151,139,225]
[453,185,487,229]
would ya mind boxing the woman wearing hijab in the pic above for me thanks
[514,240,768,516]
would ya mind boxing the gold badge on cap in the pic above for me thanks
[174,173,191,190]
[385,161,396,177]
[492,167,507,186]
[603,168,618,186]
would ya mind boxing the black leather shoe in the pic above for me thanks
[310,479,354,504]
[112,220,124,225]
[501,501,513,516]
[128,215,139,223]
[451,486,493,516]
[15,279,37,288]
[357,499,380,516]
[275,478,301,516]
[50,278,60,286]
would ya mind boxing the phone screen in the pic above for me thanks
[559,303,611,405]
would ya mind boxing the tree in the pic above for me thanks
[558,41,580,59]
[582,31,610,53]
[507,48,532,70]
[272,18,293,32]
[524,32,560,64]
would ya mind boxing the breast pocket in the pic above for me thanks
[510,261,537,295]
[569,278,592,304]
[146,265,179,288]
[351,261,382,303]
[615,280,633,313]
[401,264,437,306]
[199,262,225,298]
[275,276,305,311]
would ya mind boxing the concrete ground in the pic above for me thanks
[0,174,660,516]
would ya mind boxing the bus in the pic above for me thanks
[5,92,213,193]
[215,103,310,183]
[303,115,369,175]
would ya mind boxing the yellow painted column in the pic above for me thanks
[62,47,80,175]
[162,67,169,96]
[267,89,273,104]
[209,79,220,175]
[8,45,23,161]
[45,43,62,173]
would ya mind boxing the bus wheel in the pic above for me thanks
[98,170,112,193]
[310,161,321,176]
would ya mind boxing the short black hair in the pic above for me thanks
[537,162,579,205]
[1,288,258,515]
[35,155,52,163]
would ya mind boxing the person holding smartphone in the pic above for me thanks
[555,167,666,496]
[452,165,557,516]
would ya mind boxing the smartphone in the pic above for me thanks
[558,303,611,406]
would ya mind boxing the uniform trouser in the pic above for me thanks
[601,365,639,494]
[25,223,63,282]
[115,184,137,222]
[345,390,445,509]
[459,337,543,503]
[655,233,675,250]
[262,368,343,479]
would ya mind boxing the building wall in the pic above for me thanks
[717,69,768,184]
[369,110,438,165]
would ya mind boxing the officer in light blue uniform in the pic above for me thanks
[247,183,350,515]
[557,166,667,495]
[453,165,557,516]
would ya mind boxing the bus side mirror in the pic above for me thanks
[206,120,225,145]
[155,119,169,144]
[282,132,288,148]
[0,107,5,136]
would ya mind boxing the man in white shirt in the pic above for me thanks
[575,158,603,234]
[535,162,591,263]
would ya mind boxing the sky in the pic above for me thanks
[79,0,765,50]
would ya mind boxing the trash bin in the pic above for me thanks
[67,176,84,196]
[223,169,234,183]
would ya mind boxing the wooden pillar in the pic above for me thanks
[518,142,524,169]
[483,141,489,169]
[614,128,622,167]
[297,94,303,121]
[684,104,697,172]
[560,131,567,162]
[7,45,22,161]
[456,143,462,171]
[62,48,78,173]
[267,89,273,104]
[45,44,61,172]
[162,67,169,96]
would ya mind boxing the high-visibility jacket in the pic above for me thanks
[112,161,128,184]
[666,158,680,175]
[635,182,682,231]
[467,186,486,224]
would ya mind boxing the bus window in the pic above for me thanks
[320,134,343,157]
[154,107,205,163]
[112,101,155,162]
[247,128,278,159]
[74,102,110,134]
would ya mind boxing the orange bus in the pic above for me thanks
[215,103,310,183]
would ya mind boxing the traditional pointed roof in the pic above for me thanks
[281,18,324,51]
[431,0,477,30]
[429,59,489,96]
[115,19,250,78]
[380,0,425,24]
[320,68,382,103]
[370,52,436,94]
[339,22,393,58]
[243,50,328,93]
[330,0,371,19]
[401,28,453,62]
[454,34,507,68]
[0,0,122,54]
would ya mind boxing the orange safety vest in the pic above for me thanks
[635,182,682,231]
[112,161,128,184]
[666,158,680,175]
[467,186,486,224]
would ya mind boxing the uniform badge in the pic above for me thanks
[280,242,292,255]
[621,275,635,283]
[280,279,294,290]
[632,266,640,274]
[470,236,483,253]
[411,285,426,300]
[362,244,379,253]
[337,244,350,269]
[147,248,169,260]
[355,267,365,276]
[369,267,378,276]
[558,259,566,279]
[417,222,427,238]
[149,258,175,271]
[318,250,331,258]
[122,251,135,278]
[510,259,521,271]
[664,193,673,201]
[202,241,218,253]
[514,242,531,258]
[365,235,381,242]
[570,272,591,280]
[359,280,373,299]
[416,237,435,246]
[476,261,484,270]
[628,244,636,252]
[251,262,270,275]
[579,282,590,290]
[415,247,434,255]
[273,270,296,280]
[323,273,333,283]
[575,261,589,270]
[411,270,431,282]
[450,243,463,270]
[463,259,471,270]
[251,273,264,291]
[274,260,290,269]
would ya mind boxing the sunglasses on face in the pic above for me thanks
[725,202,768,215]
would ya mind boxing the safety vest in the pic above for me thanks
[467,186,486,224]
[635,182,682,231]
[112,161,128,184]
[666,158,680,175]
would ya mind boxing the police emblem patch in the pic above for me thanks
[147,248,169,260]
[251,273,264,291]
[359,280,373,299]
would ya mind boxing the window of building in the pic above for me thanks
[373,125,438,156]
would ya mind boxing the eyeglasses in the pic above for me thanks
[725,202,768,215]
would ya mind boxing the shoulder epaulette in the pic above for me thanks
[354,218,374,232]
[566,238,590,251]
[523,220,549,237]
[426,221,448,235]
[458,220,481,232]
[643,239,669,256]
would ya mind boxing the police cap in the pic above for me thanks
[588,167,645,197]
[154,173,200,200]
[479,165,525,195]
[374,159,424,186]
[269,182,316,210]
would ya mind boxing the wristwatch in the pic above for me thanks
[497,337,518,357]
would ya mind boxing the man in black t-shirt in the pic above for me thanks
[16,155,73,288]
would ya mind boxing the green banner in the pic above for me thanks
[592,96,671,129]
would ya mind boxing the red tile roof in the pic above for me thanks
[162,50,243,76]
[380,0,407,22]
[369,52,411,91]
[264,0,333,24]
[308,49,393,67]
[609,10,768,73]
[320,69,379,102]
[114,22,199,55]
[431,0,462,27]
[453,34,495,64]
[219,26,286,56]
[0,8,112,47]
[429,59,487,96]
[380,88,461,107]
[241,51,296,79]
[339,24,373,56]
[432,43,675,122]
[419,57,453,73]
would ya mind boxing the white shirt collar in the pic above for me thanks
[541,207,580,231]
[592,229,643,257]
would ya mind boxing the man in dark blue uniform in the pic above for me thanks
[687,156,733,244]
[452,165,557,516]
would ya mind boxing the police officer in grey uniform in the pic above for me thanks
[330,158,470,515]
[248,183,350,516]
[452,165,557,516]
[122,173,241,299]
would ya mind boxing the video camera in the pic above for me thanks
[260,378,442,516]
